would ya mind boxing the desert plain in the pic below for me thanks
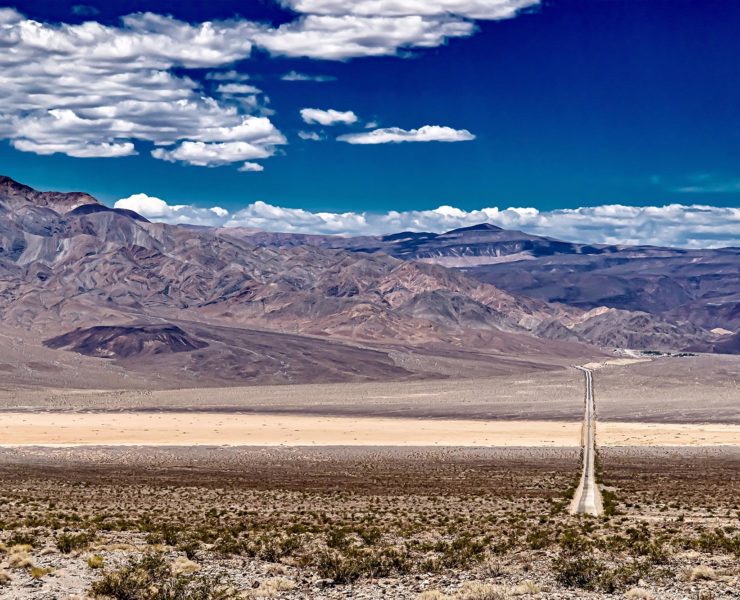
[0,352,738,600]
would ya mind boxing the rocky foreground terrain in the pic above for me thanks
[0,446,737,599]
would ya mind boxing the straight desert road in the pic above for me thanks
[571,366,603,516]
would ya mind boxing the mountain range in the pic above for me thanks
[239,223,740,333]
[1,175,737,387]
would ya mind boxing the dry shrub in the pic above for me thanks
[0,570,11,585]
[88,555,105,569]
[262,577,295,592]
[625,588,654,599]
[686,565,716,582]
[10,556,33,569]
[510,580,541,595]
[101,543,136,552]
[264,564,287,576]
[57,532,95,554]
[30,566,53,579]
[6,531,38,547]
[417,592,449,600]
[456,581,508,600]
[171,556,201,576]
[8,546,33,569]
[247,577,297,598]
[481,555,507,578]
[90,553,238,600]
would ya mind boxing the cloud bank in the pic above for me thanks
[0,10,282,166]
[255,15,475,60]
[338,125,475,144]
[0,3,535,165]
[282,0,540,20]
[115,193,230,226]
[112,195,740,249]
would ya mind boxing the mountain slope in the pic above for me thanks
[0,175,100,213]
[2,175,731,369]
[242,222,739,339]
[466,248,740,332]
[240,222,603,264]
[686,331,740,354]
[0,176,602,385]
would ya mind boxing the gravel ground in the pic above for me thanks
[0,446,737,599]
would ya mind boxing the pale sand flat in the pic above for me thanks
[599,421,740,447]
[0,412,737,448]
[582,358,651,370]
[0,412,580,447]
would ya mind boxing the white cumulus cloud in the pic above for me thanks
[338,125,475,144]
[0,3,539,162]
[109,195,740,249]
[282,0,540,20]
[216,83,263,95]
[0,11,284,167]
[151,141,275,168]
[298,131,325,141]
[265,1,538,59]
[252,15,475,60]
[205,70,251,82]
[238,162,265,172]
[114,193,231,226]
[281,71,336,82]
[300,108,359,125]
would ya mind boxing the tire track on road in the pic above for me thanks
[570,365,603,516]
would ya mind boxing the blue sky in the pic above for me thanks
[1,0,739,245]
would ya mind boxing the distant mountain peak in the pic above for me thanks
[0,173,100,213]
[381,230,438,242]
[66,203,150,223]
[0,175,33,192]
[444,223,504,235]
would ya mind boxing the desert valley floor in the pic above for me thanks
[0,354,738,599]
